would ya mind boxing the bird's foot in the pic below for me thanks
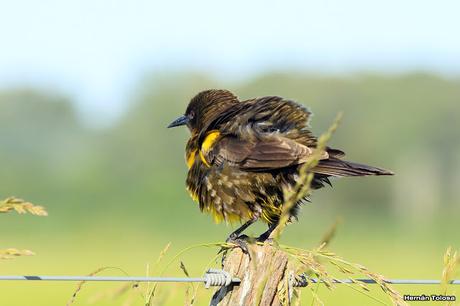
[255,221,278,244]
[225,234,251,253]
[256,235,275,244]
[256,231,272,243]
[219,234,254,267]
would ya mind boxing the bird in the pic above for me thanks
[168,89,393,243]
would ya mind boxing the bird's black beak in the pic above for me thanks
[167,115,189,128]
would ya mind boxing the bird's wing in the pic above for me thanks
[243,96,312,132]
[201,96,315,145]
[200,95,339,170]
[326,147,346,158]
[210,134,328,171]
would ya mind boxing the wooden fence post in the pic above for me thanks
[210,243,298,306]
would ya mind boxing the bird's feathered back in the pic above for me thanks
[201,95,314,144]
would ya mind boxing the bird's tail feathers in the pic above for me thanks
[313,158,394,177]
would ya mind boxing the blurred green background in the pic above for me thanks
[1,0,460,304]
[1,72,459,305]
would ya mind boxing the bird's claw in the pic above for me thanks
[219,234,253,267]
[226,234,250,253]
[256,235,275,244]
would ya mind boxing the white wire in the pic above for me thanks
[0,274,458,285]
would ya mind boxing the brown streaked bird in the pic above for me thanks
[168,89,393,242]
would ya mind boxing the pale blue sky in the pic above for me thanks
[1,0,459,123]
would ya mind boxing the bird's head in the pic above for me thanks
[167,89,239,134]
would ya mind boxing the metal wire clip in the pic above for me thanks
[204,269,236,289]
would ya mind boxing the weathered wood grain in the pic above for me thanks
[211,243,296,306]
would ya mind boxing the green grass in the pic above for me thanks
[0,214,458,306]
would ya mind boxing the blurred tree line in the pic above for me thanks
[1,72,459,230]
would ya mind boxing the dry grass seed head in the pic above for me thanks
[0,197,48,216]
[441,246,459,296]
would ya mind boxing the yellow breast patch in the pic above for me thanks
[199,130,220,167]
[186,149,197,169]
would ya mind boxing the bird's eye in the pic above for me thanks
[189,111,195,119]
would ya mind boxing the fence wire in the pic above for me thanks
[0,269,459,287]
